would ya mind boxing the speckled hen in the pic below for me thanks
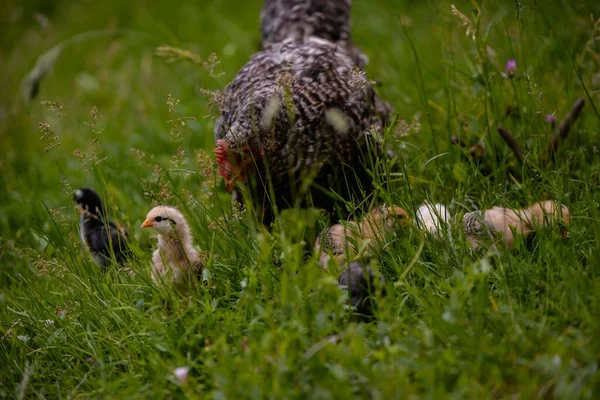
[214,37,389,225]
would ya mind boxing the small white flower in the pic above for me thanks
[174,366,190,384]
[442,310,455,323]
[552,355,562,366]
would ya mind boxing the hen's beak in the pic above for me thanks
[141,219,153,228]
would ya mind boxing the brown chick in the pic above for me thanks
[142,206,204,292]
[358,205,410,245]
[525,200,571,238]
[463,206,532,250]
[315,205,410,269]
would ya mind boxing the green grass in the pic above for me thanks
[2,0,600,397]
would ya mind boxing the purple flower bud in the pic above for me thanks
[505,59,517,78]
[174,367,190,384]
[546,114,557,127]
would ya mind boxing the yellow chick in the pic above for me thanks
[142,206,205,292]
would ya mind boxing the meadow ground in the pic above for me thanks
[1,0,600,397]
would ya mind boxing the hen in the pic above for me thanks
[214,36,389,225]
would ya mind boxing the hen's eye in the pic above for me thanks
[155,216,163,222]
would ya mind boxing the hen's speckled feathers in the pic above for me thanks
[214,37,389,222]
[260,0,366,66]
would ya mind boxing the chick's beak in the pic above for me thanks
[141,219,154,228]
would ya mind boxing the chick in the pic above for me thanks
[315,223,348,268]
[415,202,450,236]
[338,261,386,320]
[526,200,571,238]
[315,205,410,269]
[73,187,129,267]
[359,205,411,244]
[463,207,532,249]
[141,206,204,292]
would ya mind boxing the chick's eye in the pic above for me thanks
[155,216,163,222]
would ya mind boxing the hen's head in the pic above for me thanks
[214,117,267,193]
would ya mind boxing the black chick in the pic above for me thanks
[338,261,386,320]
[73,187,129,267]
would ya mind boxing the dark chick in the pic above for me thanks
[73,187,129,267]
[260,0,367,67]
[214,37,390,225]
[338,261,386,320]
